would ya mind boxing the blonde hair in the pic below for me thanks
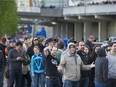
[33,46,40,50]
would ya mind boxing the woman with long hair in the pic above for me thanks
[89,45,101,87]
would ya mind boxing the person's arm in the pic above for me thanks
[103,59,108,81]
[31,56,35,77]
[58,55,66,71]
[8,50,18,63]
[81,56,95,70]
[44,47,49,57]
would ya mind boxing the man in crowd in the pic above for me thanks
[58,43,95,87]
[107,42,116,87]
[8,41,25,87]
[0,37,7,64]
[77,41,90,87]
[85,35,95,51]
[44,46,61,87]
[27,37,39,58]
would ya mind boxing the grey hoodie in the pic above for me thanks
[107,53,116,79]
[60,43,91,81]
[95,48,108,83]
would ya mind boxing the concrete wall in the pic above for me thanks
[107,22,116,38]
[53,22,74,39]
[74,22,83,42]
[91,22,98,40]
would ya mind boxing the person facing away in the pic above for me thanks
[95,48,108,87]
[8,41,25,87]
[31,46,45,87]
[107,42,116,87]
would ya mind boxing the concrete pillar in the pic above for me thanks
[61,23,67,39]
[98,21,107,41]
[53,23,68,38]
[32,24,36,37]
[67,23,74,39]
[61,23,63,38]
[74,22,83,42]
[115,22,116,36]
[53,25,57,37]
[57,23,62,38]
[66,23,68,38]
[83,22,92,42]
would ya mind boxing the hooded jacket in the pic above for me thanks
[60,43,91,81]
[27,39,45,58]
[95,48,108,83]
[31,53,44,77]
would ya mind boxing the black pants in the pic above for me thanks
[108,78,116,87]
[21,71,31,87]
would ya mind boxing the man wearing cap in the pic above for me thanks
[27,37,39,58]
[4,39,16,87]
[58,43,95,87]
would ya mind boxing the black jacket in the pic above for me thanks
[0,43,6,64]
[27,42,45,58]
[77,50,89,78]
[0,50,4,72]
[85,40,94,50]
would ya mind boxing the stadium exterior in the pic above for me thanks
[17,0,116,41]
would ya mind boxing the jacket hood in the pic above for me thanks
[97,48,106,57]
[68,43,76,49]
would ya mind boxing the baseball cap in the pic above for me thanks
[33,37,38,41]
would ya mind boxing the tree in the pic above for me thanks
[0,0,19,36]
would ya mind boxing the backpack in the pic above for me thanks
[22,53,30,74]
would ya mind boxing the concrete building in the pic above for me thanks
[17,0,116,41]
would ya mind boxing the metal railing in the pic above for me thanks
[68,0,116,7]
[16,0,64,8]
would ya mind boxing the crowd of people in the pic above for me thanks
[0,35,116,87]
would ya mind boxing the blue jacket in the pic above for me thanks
[31,53,44,76]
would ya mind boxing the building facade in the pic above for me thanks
[17,0,116,41]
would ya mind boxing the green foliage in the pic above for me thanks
[0,0,19,36]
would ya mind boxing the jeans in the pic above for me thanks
[95,81,107,87]
[21,71,31,87]
[32,73,45,87]
[0,69,4,87]
[107,78,116,87]
[46,77,61,87]
[79,77,89,87]
[8,69,22,87]
[64,80,79,87]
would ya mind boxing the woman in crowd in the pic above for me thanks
[31,46,45,87]
[89,45,101,87]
